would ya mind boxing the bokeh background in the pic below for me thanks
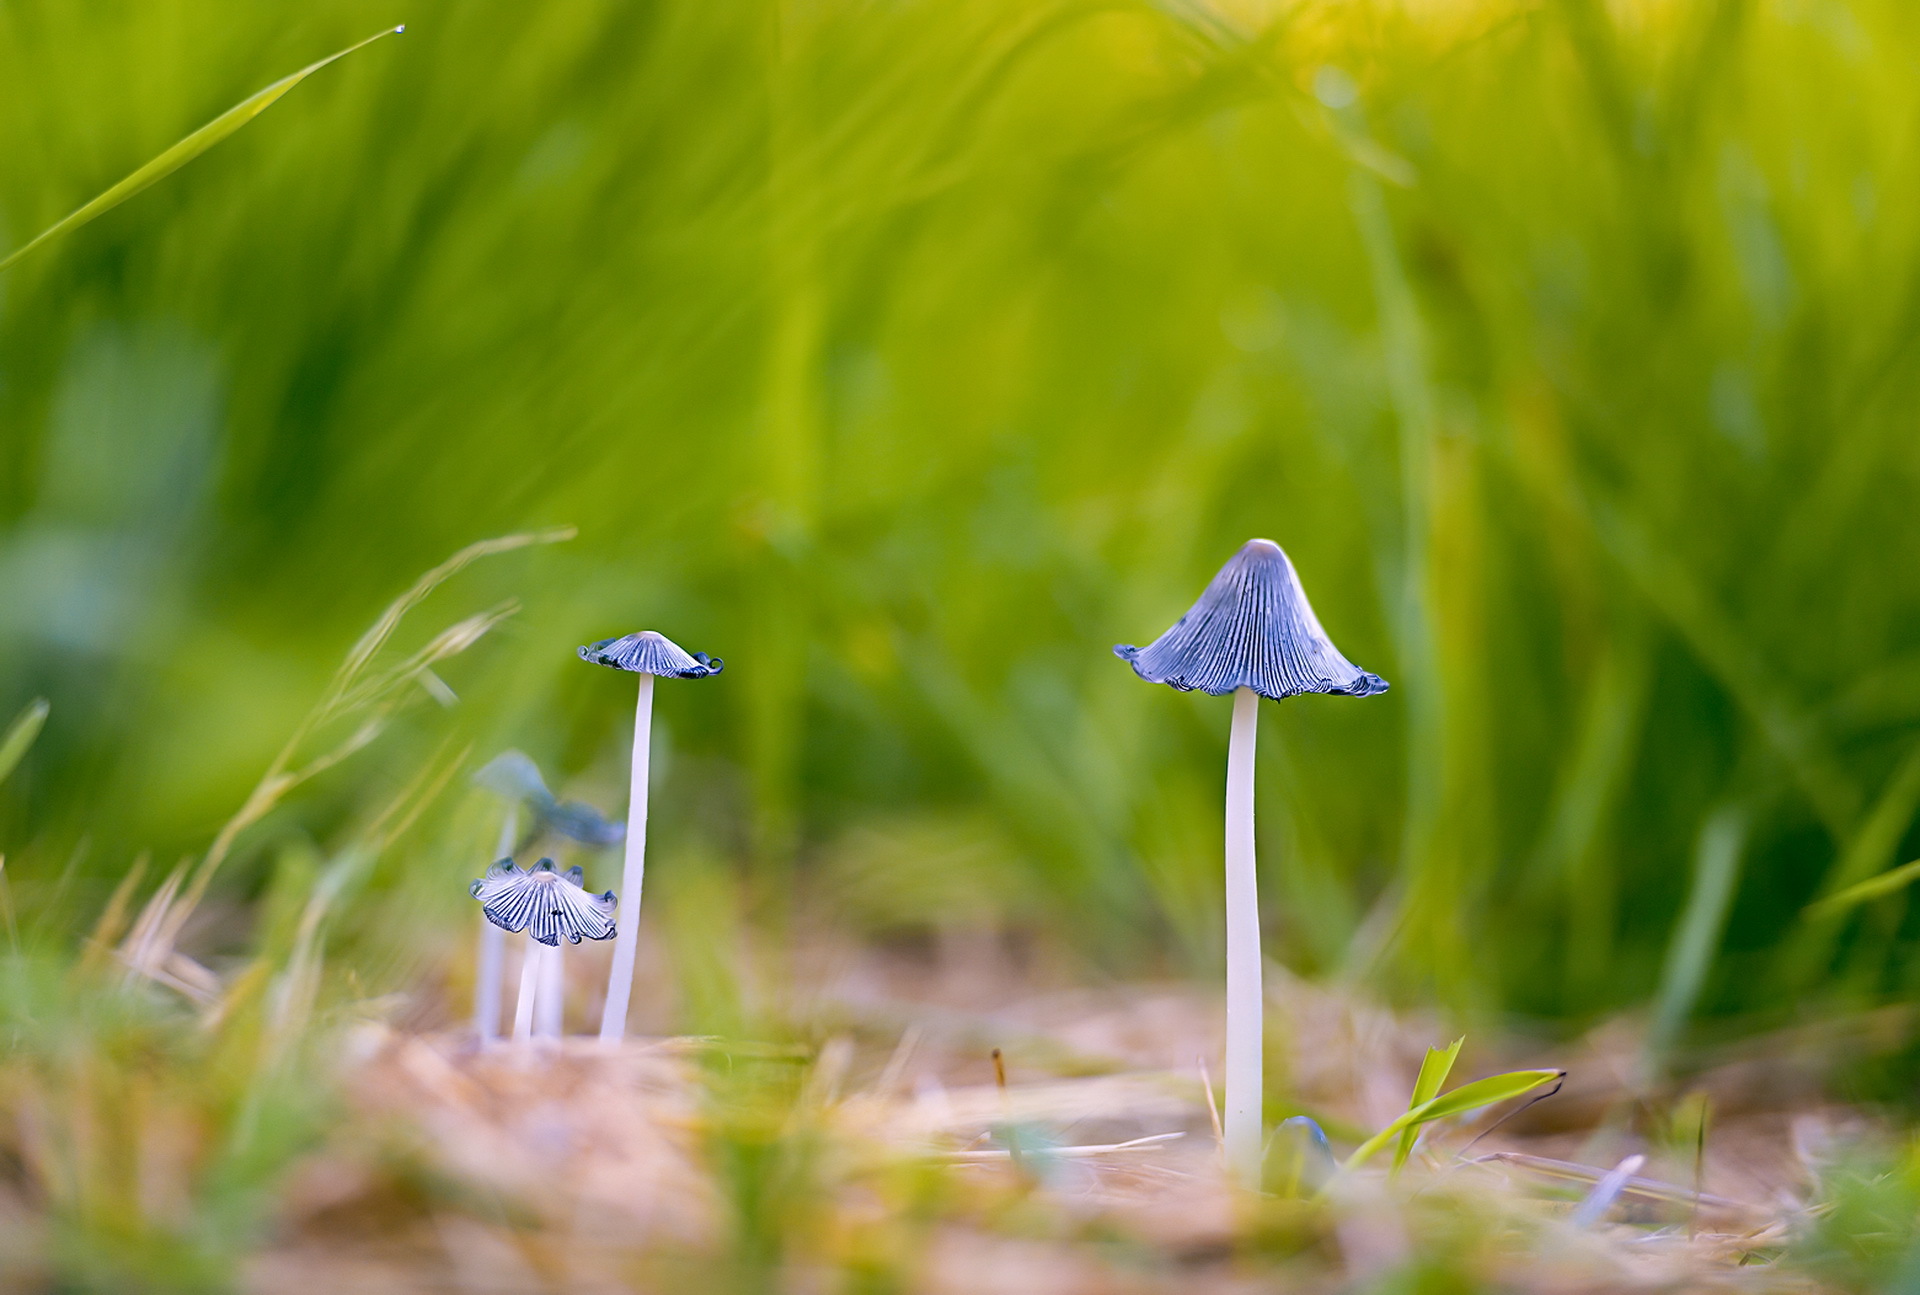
[3,0,1919,1039]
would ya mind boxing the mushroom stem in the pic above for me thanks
[473,807,518,1043]
[1223,686,1262,1185]
[537,942,565,1038]
[599,672,655,1043]
[512,936,542,1045]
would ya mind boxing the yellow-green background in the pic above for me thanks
[4,0,1919,1031]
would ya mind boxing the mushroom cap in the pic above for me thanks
[469,856,618,946]
[1114,538,1388,701]
[474,750,552,805]
[577,630,723,678]
[544,801,626,847]
[473,750,626,847]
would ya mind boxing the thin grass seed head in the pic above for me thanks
[577,630,724,678]
[474,749,626,847]
[1115,538,1388,700]
[470,857,618,947]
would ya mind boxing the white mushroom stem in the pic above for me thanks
[1223,685,1263,1185]
[599,672,655,1043]
[512,936,543,1045]
[473,806,518,1043]
[536,941,565,1038]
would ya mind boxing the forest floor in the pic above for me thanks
[232,936,1904,1294]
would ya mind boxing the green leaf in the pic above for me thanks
[0,26,404,274]
[1392,1037,1463,1172]
[1412,1069,1564,1125]
[0,700,50,788]
[1343,1068,1564,1172]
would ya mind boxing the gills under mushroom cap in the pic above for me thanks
[577,630,723,678]
[470,857,618,946]
[1115,538,1389,701]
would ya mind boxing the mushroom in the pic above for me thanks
[470,857,618,1044]
[577,630,723,1043]
[1115,538,1386,1184]
[475,750,628,848]
[471,750,626,1043]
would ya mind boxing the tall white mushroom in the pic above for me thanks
[577,630,723,1044]
[1116,539,1387,1185]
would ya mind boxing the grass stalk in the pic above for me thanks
[1643,807,1748,1080]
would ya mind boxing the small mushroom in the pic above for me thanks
[470,751,626,1044]
[1116,538,1386,1184]
[470,857,618,1044]
[475,750,628,848]
[577,630,723,1043]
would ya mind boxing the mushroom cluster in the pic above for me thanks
[469,542,1383,1192]
[471,750,626,1042]
[469,630,721,1049]
[471,857,618,1043]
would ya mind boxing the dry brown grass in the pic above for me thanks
[225,940,1887,1294]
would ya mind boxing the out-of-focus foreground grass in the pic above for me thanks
[4,0,1920,1287]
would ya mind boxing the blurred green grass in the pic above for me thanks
[1,0,1919,1037]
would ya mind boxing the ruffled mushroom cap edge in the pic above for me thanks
[470,857,619,947]
[576,629,723,678]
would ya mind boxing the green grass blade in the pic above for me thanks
[0,700,50,787]
[1806,858,1920,919]
[1781,744,1920,983]
[1343,1068,1564,1172]
[1392,1037,1463,1172]
[1643,806,1748,1079]
[0,25,404,274]
[1586,498,1857,838]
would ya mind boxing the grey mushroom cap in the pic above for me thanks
[1114,538,1388,701]
[473,750,626,847]
[577,630,723,678]
[469,856,618,946]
